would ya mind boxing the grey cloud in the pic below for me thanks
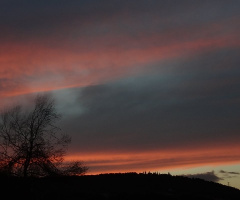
[1,0,239,43]
[56,48,240,153]
[219,170,240,177]
[228,172,240,175]
[185,171,222,182]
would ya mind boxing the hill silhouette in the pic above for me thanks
[1,172,239,200]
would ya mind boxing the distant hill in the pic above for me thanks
[1,172,239,199]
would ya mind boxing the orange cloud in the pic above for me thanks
[65,144,240,175]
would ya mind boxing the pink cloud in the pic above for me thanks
[0,30,239,99]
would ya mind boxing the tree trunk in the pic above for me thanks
[23,156,30,177]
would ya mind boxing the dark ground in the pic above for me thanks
[1,173,240,200]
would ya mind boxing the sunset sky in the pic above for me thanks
[1,0,240,189]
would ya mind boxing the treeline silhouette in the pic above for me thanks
[1,172,239,200]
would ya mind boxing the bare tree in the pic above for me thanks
[0,94,88,177]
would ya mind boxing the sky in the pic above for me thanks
[0,0,240,189]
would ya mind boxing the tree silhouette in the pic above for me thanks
[0,94,88,177]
